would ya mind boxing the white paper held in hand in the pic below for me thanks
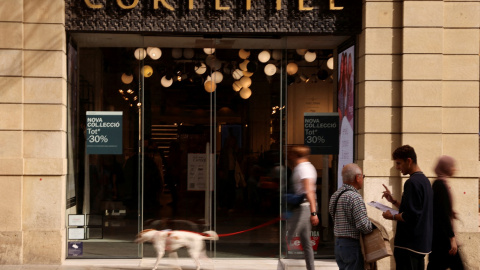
[367,201,399,215]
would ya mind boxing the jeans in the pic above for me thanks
[334,237,364,270]
[287,204,315,270]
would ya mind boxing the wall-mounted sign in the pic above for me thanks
[187,153,207,191]
[86,111,123,155]
[65,0,362,35]
[68,242,83,257]
[68,215,85,226]
[304,112,339,155]
[68,228,85,240]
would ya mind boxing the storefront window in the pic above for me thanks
[66,35,339,259]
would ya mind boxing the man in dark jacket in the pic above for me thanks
[381,145,433,270]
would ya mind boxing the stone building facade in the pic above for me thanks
[0,0,478,268]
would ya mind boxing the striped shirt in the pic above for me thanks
[329,184,372,239]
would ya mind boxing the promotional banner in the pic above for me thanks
[304,113,339,155]
[337,45,355,188]
[86,111,123,155]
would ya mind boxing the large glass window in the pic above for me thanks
[66,34,340,259]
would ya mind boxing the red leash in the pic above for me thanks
[217,217,282,237]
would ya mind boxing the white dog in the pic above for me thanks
[135,229,219,270]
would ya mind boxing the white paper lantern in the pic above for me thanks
[232,69,244,80]
[172,48,183,59]
[296,49,307,56]
[243,70,253,77]
[239,49,250,59]
[258,50,271,63]
[134,48,147,60]
[232,81,242,92]
[327,57,334,70]
[161,75,173,87]
[204,80,216,93]
[272,50,282,60]
[239,87,252,99]
[286,62,299,75]
[204,48,215,55]
[183,48,195,59]
[304,51,316,62]
[195,63,207,75]
[239,60,250,71]
[146,47,162,60]
[264,64,277,76]
[239,76,252,88]
[121,73,134,84]
[212,71,223,83]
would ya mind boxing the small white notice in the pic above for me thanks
[367,201,399,215]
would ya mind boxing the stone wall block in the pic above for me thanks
[23,230,64,264]
[0,176,22,231]
[404,1,444,27]
[362,28,402,55]
[24,24,66,51]
[403,28,443,54]
[402,107,442,133]
[402,134,443,163]
[0,77,23,103]
[24,0,65,24]
[0,131,22,158]
[24,78,66,105]
[24,104,66,131]
[0,158,24,175]
[444,2,480,28]
[364,2,403,28]
[24,158,66,176]
[403,54,443,80]
[360,107,401,133]
[0,0,23,22]
[442,108,478,133]
[0,50,23,76]
[0,22,23,49]
[362,134,402,160]
[456,232,480,270]
[0,104,23,130]
[24,51,66,78]
[444,29,480,55]
[442,81,479,107]
[443,134,479,160]
[443,55,479,81]
[402,81,442,107]
[0,231,22,264]
[364,54,402,80]
[23,176,65,230]
[449,178,479,231]
[360,81,402,107]
[23,131,65,159]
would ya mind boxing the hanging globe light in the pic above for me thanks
[161,75,173,87]
[264,64,277,76]
[232,69,244,80]
[326,57,334,70]
[204,48,215,55]
[142,65,153,77]
[286,62,299,75]
[238,49,250,59]
[296,49,307,56]
[204,80,216,93]
[195,63,207,75]
[212,71,223,83]
[121,73,134,84]
[304,51,317,62]
[134,48,146,60]
[172,48,183,59]
[232,81,242,92]
[258,50,271,63]
[272,50,282,60]
[183,48,195,59]
[146,47,162,60]
[239,76,252,88]
[239,60,250,71]
[239,87,252,99]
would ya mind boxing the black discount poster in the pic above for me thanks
[304,113,339,155]
[86,111,123,155]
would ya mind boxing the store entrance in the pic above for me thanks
[68,34,339,259]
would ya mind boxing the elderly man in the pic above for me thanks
[329,163,372,270]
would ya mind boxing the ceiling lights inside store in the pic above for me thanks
[124,47,334,101]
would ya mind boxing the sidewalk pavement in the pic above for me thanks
[1,258,339,270]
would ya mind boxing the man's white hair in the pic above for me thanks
[342,163,362,184]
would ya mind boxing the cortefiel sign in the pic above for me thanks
[86,111,123,155]
[304,112,339,155]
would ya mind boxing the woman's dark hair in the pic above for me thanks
[392,145,417,164]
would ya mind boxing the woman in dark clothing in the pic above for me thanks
[427,155,465,270]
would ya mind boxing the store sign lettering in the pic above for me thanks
[84,0,343,11]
